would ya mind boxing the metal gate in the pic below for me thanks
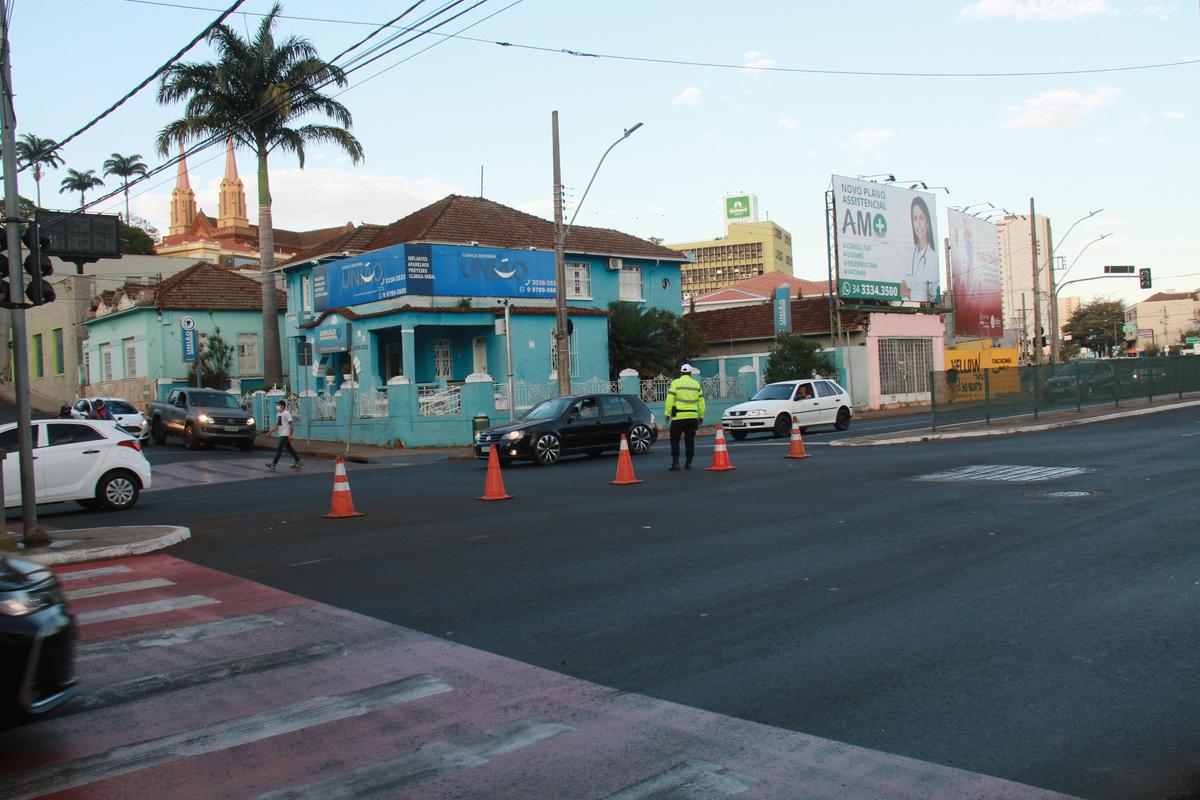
[878,338,933,398]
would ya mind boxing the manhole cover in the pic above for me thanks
[1044,490,1092,498]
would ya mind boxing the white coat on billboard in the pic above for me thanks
[832,175,941,304]
[947,209,1003,337]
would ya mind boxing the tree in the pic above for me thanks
[189,331,233,389]
[58,168,104,208]
[762,332,837,384]
[607,301,672,378]
[14,134,63,208]
[103,153,149,221]
[1062,299,1126,357]
[156,2,364,387]
[120,222,157,254]
[650,308,707,367]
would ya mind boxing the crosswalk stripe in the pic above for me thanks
[77,614,283,660]
[77,595,220,625]
[915,464,1092,482]
[58,566,133,582]
[65,578,175,601]
[600,759,757,799]
[253,717,573,799]
[3,675,453,800]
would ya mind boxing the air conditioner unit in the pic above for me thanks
[607,257,623,271]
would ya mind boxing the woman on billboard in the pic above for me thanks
[902,196,938,303]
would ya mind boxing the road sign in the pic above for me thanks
[1187,336,1200,344]
[1122,323,1137,335]
[182,327,198,362]
[1103,265,1135,274]
[1137,328,1154,337]
[180,315,196,331]
[35,210,121,259]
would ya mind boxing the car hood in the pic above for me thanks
[480,420,544,437]
[0,556,53,592]
[724,399,792,415]
[194,405,250,417]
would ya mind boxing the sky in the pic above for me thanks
[7,0,1200,305]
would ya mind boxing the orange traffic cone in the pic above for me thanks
[478,444,513,501]
[785,418,810,459]
[324,456,364,518]
[610,434,642,485]
[706,424,736,471]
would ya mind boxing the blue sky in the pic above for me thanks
[9,0,1199,304]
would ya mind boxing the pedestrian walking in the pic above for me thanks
[266,399,302,470]
[664,363,705,471]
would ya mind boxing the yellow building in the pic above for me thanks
[667,220,794,295]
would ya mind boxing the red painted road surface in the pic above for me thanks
[0,555,1082,799]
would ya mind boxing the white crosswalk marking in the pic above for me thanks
[65,578,175,601]
[147,459,299,492]
[58,565,133,582]
[77,594,220,625]
[77,614,283,660]
[601,760,756,799]
[915,464,1092,482]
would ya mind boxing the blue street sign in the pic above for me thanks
[316,324,350,354]
[181,327,198,362]
[774,285,792,334]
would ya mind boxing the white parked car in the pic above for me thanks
[73,397,150,442]
[1,419,152,511]
[722,379,853,439]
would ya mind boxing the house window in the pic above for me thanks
[237,333,260,374]
[566,262,591,299]
[301,274,313,312]
[433,339,451,379]
[122,337,137,378]
[472,336,488,374]
[99,343,112,381]
[31,334,43,379]
[297,340,313,367]
[52,328,64,375]
[618,264,643,301]
[549,330,579,378]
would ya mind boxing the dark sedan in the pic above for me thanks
[0,556,77,726]
[475,393,657,466]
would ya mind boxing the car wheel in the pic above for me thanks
[628,424,653,455]
[98,471,140,511]
[772,414,791,438]
[183,423,198,450]
[151,418,166,445]
[533,433,561,466]
[729,430,748,441]
[834,407,851,432]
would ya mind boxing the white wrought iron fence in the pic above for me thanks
[494,380,551,413]
[571,377,618,395]
[357,389,388,418]
[314,394,337,420]
[418,384,462,416]
[640,374,673,403]
[701,375,742,399]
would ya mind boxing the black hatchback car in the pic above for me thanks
[475,393,658,466]
[0,556,78,725]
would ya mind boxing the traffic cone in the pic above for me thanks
[478,445,513,501]
[706,424,736,471]
[610,434,642,485]
[785,418,810,459]
[324,456,364,518]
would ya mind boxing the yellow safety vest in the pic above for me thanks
[665,375,705,420]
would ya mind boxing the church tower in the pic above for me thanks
[217,137,249,230]
[168,144,196,237]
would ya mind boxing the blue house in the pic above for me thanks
[274,196,690,445]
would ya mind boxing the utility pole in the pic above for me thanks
[0,12,49,547]
[1029,197,1043,364]
[1044,220,1057,362]
[551,111,570,397]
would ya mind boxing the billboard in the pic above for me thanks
[831,176,941,303]
[724,194,759,224]
[314,244,556,310]
[947,209,1003,337]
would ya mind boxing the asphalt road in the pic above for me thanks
[33,408,1200,800]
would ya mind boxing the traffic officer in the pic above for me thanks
[664,363,705,470]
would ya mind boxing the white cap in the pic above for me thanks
[680,363,695,374]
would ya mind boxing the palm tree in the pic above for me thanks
[14,133,63,208]
[58,168,104,209]
[103,153,149,221]
[155,2,364,386]
[607,301,674,378]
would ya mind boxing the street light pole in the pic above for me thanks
[550,112,644,397]
[1050,232,1112,361]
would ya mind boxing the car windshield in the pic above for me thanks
[189,391,242,409]
[104,400,138,415]
[751,384,796,401]
[522,397,573,420]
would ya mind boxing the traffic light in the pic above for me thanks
[1139,268,1152,289]
[0,236,13,309]
[21,223,54,305]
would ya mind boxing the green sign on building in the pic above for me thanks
[725,195,752,220]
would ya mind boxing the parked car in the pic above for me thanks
[1,419,152,511]
[73,397,150,442]
[148,388,257,450]
[0,556,78,726]
[474,393,657,466]
[722,379,853,439]
[1042,361,1114,401]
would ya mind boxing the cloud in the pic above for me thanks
[847,129,893,152]
[742,50,776,73]
[1160,110,1185,119]
[670,87,702,107]
[1001,87,1119,129]
[777,116,797,129]
[961,0,1115,21]
[1142,3,1177,19]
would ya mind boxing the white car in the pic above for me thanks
[73,397,150,442]
[1,419,152,511]
[722,379,853,439]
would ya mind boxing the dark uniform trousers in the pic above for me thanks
[670,418,700,466]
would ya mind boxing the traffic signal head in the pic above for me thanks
[20,224,55,306]
[1139,268,1152,289]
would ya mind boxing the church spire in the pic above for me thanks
[217,137,248,229]
[168,143,196,237]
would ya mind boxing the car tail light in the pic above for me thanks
[117,439,142,453]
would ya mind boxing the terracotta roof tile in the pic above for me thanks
[152,262,286,312]
[299,303,608,329]
[694,273,829,305]
[686,296,865,343]
[1143,291,1198,302]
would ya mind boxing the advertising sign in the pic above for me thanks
[725,194,757,222]
[947,209,1003,337]
[773,285,792,334]
[181,328,198,362]
[832,175,941,304]
[36,210,122,259]
[314,244,556,310]
[316,324,350,354]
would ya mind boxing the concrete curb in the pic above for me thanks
[23,526,192,566]
[832,399,1200,447]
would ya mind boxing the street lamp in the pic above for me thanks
[1047,208,1105,362]
[552,113,644,396]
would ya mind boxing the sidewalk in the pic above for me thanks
[2,524,190,566]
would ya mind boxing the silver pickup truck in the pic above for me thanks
[148,388,257,450]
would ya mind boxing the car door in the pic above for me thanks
[813,380,844,424]
[168,391,188,433]
[38,423,110,503]
[0,426,36,507]
[560,397,605,451]
[597,395,632,448]
[789,381,822,428]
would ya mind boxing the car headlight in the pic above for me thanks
[503,430,525,441]
[197,413,214,424]
[0,592,51,617]
[246,417,256,426]
[747,409,769,417]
